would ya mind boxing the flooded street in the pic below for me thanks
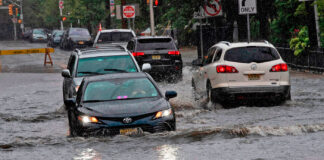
[1,57,324,159]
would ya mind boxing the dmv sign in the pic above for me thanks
[239,0,257,15]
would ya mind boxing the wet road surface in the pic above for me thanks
[1,41,324,160]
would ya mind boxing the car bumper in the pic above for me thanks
[214,85,290,100]
[79,115,175,136]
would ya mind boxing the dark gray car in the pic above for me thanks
[61,46,151,106]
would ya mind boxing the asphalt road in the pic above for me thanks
[1,41,324,160]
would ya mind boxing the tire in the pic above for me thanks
[286,90,291,101]
[207,81,217,104]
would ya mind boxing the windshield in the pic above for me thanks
[76,55,137,77]
[54,31,64,37]
[83,78,159,102]
[97,32,134,43]
[136,38,176,51]
[33,29,45,35]
[224,47,280,63]
[69,29,90,36]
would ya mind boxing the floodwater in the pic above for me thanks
[1,65,324,160]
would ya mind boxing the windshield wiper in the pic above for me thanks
[104,69,128,73]
[83,100,108,103]
[78,71,103,75]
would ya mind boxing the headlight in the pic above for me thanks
[78,115,99,123]
[154,108,172,119]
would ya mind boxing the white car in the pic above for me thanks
[192,41,291,108]
[93,29,136,48]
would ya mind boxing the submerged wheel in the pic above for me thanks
[207,82,217,104]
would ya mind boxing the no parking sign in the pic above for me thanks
[203,0,222,17]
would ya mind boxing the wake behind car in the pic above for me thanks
[127,36,183,80]
[65,72,177,136]
[61,46,151,106]
[93,29,136,48]
[60,28,92,50]
[192,41,291,108]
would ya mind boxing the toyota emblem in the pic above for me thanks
[251,64,257,70]
[123,117,132,124]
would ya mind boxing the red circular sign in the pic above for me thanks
[123,6,135,18]
[204,0,221,16]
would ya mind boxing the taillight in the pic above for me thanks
[270,63,288,72]
[132,52,145,56]
[216,65,238,73]
[168,51,180,55]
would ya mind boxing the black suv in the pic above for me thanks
[61,46,151,105]
[127,36,182,80]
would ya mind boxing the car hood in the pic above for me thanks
[78,97,169,117]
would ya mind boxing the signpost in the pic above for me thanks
[59,0,64,30]
[203,0,222,17]
[110,0,115,17]
[123,5,135,18]
[239,0,257,42]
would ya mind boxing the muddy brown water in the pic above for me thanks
[1,65,324,159]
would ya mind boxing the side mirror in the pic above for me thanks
[192,59,203,67]
[61,69,71,78]
[65,98,76,109]
[142,63,151,72]
[165,91,177,100]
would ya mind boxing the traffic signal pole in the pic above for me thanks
[149,0,155,36]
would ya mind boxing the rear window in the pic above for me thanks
[69,29,90,36]
[224,47,280,63]
[98,32,134,43]
[136,38,176,51]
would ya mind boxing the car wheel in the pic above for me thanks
[286,90,291,100]
[207,82,217,104]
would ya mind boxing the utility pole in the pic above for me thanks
[149,0,155,35]
[59,0,64,30]
[314,0,321,48]
[19,0,24,32]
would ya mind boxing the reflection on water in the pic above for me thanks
[74,148,102,160]
[156,144,178,160]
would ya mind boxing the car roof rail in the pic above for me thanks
[219,41,231,46]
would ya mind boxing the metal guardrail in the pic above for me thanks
[276,46,324,73]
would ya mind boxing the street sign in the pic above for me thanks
[239,0,257,15]
[123,5,135,18]
[59,0,64,9]
[203,0,222,17]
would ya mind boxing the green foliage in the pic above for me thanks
[289,27,309,56]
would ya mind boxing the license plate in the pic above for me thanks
[248,74,260,80]
[78,41,84,44]
[120,128,139,135]
[152,55,161,60]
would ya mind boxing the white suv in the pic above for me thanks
[192,41,291,108]
[93,29,136,48]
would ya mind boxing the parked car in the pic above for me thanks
[61,46,151,106]
[65,72,177,136]
[127,36,183,81]
[22,29,32,40]
[29,28,48,43]
[47,30,64,47]
[93,29,136,48]
[60,28,92,50]
[191,41,291,108]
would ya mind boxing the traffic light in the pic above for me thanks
[15,8,19,17]
[62,16,67,21]
[0,0,3,6]
[154,0,158,6]
[8,4,13,16]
